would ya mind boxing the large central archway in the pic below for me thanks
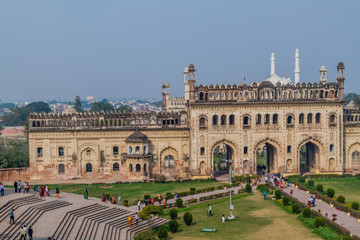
[212,143,234,177]
[255,143,277,174]
[299,142,320,173]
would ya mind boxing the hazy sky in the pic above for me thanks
[0,0,359,102]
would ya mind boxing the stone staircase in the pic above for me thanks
[0,195,44,222]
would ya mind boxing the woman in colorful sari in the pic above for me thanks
[39,186,44,197]
[45,185,49,196]
[102,193,106,203]
[111,196,116,204]
[84,188,88,199]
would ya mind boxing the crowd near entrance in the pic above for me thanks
[299,142,319,174]
[213,143,233,177]
[256,143,277,175]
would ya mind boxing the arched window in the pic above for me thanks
[264,114,270,125]
[135,146,140,154]
[58,164,65,174]
[200,147,205,155]
[287,115,293,124]
[307,113,313,123]
[58,147,64,156]
[229,115,235,125]
[37,121,40,127]
[243,116,249,125]
[144,163,147,172]
[199,117,206,127]
[316,113,321,123]
[256,114,261,125]
[330,114,336,123]
[352,151,360,168]
[32,121,36,127]
[164,155,174,168]
[113,163,119,171]
[299,113,304,124]
[330,144,334,152]
[113,146,119,155]
[86,163,92,172]
[205,93,208,100]
[244,146,248,154]
[128,146,132,154]
[129,164,133,172]
[273,114,278,124]
[136,164,141,172]
[143,146,147,154]
[86,149,91,156]
[221,115,226,125]
[199,92,204,100]
[287,146,291,153]
[213,115,218,126]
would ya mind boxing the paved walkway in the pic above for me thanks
[128,183,245,212]
[282,185,360,237]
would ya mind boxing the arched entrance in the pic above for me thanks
[256,143,277,174]
[299,142,319,173]
[212,143,234,177]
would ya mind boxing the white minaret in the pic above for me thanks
[294,49,300,84]
[270,53,275,76]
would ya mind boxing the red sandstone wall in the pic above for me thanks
[0,167,30,182]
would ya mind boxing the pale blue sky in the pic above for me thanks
[0,0,359,102]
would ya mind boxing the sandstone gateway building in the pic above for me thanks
[28,50,360,181]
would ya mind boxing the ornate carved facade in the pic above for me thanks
[28,52,360,180]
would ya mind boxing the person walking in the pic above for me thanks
[208,204,213,216]
[102,193,106,203]
[135,213,139,226]
[28,226,33,240]
[55,188,60,198]
[84,188,88,199]
[26,182,31,193]
[111,196,116,204]
[158,194,161,204]
[9,209,15,224]
[23,182,28,193]
[0,182,4,196]
[138,200,141,211]
[20,226,26,240]
[17,180,22,193]
[118,195,122,205]
[221,214,226,223]
[14,181,18,193]
[263,190,267,200]
[128,215,132,228]
[165,195,168,204]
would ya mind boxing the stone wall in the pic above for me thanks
[0,167,30,182]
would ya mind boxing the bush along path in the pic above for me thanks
[127,183,248,212]
[282,183,360,238]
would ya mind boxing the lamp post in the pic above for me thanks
[227,159,234,219]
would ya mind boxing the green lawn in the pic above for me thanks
[314,178,360,203]
[165,192,321,240]
[50,181,225,204]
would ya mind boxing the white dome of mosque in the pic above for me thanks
[266,74,292,86]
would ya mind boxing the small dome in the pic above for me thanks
[320,65,327,71]
[126,130,150,143]
[259,80,275,90]
[188,63,195,72]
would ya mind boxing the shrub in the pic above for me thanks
[326,188,335,198]
[183,212,193,226]
[154,175,166,183]
[314,217,325,228]
[291,203,300,214]
[343,237,353,240]
[336,195,345,203]
[190,187,196,191]
[275,189,282,199]
[169,220,179,233]
[134,228,156,240]
[157,225,168,240]
[123,200,129,206]
[176,198,183,208]
[169,209,178,220]
[166,193,174,199]
[351,201,360,210]
[282,196,290,206]
[307,180,314,186]
[245,184,252,193]
[316,184,323,192]
[302,207,312,218]
[299,176,306,182]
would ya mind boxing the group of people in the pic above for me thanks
[19,225,33,240]
[308,195,316,207]
[14,180,31,193]
[37,185,51,197]
[127,214,139,228]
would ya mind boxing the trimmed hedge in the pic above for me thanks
[302,207,312,218]
[183,212,193,226]
[169,220,179,233]
[336,195,345,204]
[351,202,359,210]
[308,180,314,186]
[169,209,178,220]
[314,217,325,228]
[326,188,335,198]
[175,198,183,208]
[316,184,323,192]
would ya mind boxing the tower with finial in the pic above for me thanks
[319,65,327,84]
[187,63,196,103]
[184,66,190,101]
[294,49,300,84]
[336,62,345,100]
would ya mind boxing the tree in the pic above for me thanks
[1,101,51,126]
[74,96,82,112]
[137,205,162,228]
[117,105,133,113]
[90,101,114,112]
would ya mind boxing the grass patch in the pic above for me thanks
[313,178,360,203]
[48,180,225,204]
